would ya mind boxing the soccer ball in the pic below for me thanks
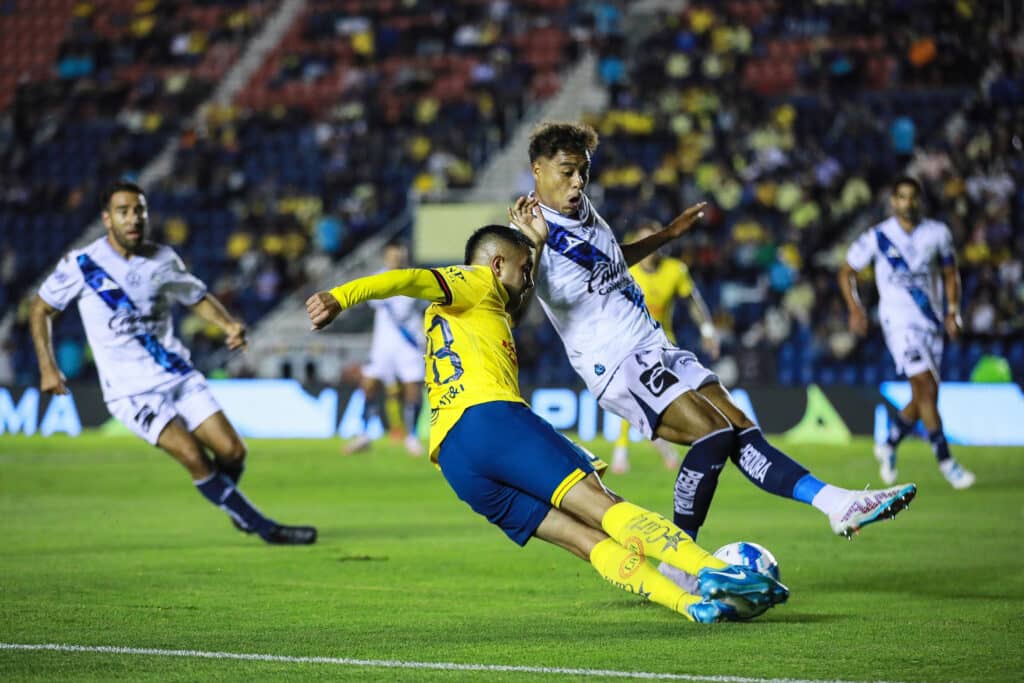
[713,541,780,581]
[711,541,780,620]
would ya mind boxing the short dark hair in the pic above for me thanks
[528,121,599,162]
[464,225,534,265]
[891,175,922,196]
[102,181,145,209]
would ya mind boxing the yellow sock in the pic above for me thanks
[614,419,630,449]
[601,501,727,575]
[590,538,701,620]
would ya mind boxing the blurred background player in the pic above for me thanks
[29,181,316,545]
[611,220,720,474]
[839,177,975,489]
[306,218,788,624]
[343,240,425,456]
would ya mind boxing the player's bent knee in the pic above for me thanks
[658,391,730,443]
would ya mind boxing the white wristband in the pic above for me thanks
[700,322,715,338]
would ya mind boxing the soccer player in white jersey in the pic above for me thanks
[839,177,975,489]
[343,240,426,456]
[29,181,316,544]
[510,122,916,591]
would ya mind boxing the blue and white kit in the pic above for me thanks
[38,237,222,442]
[846,216,955,377]
[530,195,717,438]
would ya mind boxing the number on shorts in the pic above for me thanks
[427,315,464,384]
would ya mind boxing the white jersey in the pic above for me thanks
[845,216,954,332]
[38,237,207,401]
[531,194,668,397]
[368,281,426,353]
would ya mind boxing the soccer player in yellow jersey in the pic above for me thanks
[611,222,720,474]
[305,210,788,623]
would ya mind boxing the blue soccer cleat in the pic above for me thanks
[697,564,789,609]
[687,598,741,624]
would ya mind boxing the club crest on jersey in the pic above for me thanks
[594,364,605,376]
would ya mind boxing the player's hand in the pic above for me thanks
[701,333,720,361]
[848,305,869,336]
[664,202,708,239]
[40,367,68,395]
[509,196,548,248]
[945,310,962,340]
[306,291,343,330]
[225,322,248,351]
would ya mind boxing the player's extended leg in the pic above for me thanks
[695,382,918,538]
[158,419,315,545]
[611,418,631,474]
[533,505,725,621]
[909,371,974,489]
[400,381,424,456]
[558,474,788,616]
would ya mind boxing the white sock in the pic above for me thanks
[811,484,850,515]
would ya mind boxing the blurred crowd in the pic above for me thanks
[514,0,1023,387]
[0,0,1021,387]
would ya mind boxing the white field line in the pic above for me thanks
[0,642,917,683]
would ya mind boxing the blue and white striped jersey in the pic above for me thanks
[532,194,668,396]
[39,237,207,400]
[846,216,955,332]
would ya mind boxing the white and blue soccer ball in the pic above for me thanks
[713,541,780,581]
[711,541,781,620]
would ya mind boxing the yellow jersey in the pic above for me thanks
[330,265,526,462]
[422,265,526,460]
[629,257,694,343]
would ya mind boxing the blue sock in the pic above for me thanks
[928,429,951,463]
[672,428,735,536]
[403,400,422,437]
[733,427,811,500]
[887,412,915,448]
[195,473,272,534]
[792,473,827,504]
[217,458,245,485]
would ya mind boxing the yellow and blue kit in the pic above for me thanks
[330,265,596,545]
[629,257,694,343]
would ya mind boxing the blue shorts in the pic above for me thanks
[437,401,596,546]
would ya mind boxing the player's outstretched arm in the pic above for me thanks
[942,261,962,339]
[307,269,449,331]
[190,294,247,350]
[29,295,68,395]
[837,262,868,336]
[620,202,707,267]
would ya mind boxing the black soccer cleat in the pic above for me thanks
[260,523,318,545]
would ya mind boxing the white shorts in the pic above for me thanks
[598,346,718,439]
[106,372,222,445]
[363,342,424,384]
[882,324,943,378]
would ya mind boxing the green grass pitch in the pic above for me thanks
[0,433,1021,682]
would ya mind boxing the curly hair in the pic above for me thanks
[528,121,599,162]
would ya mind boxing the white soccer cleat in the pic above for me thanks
[940,459,975,490]
[342,434,372,455]
[828,484,917,538]
[873,441,898,485]
[610,445,630,474]
[404,434,424,457]
[653,439,681,470]
[658,561,700,596]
